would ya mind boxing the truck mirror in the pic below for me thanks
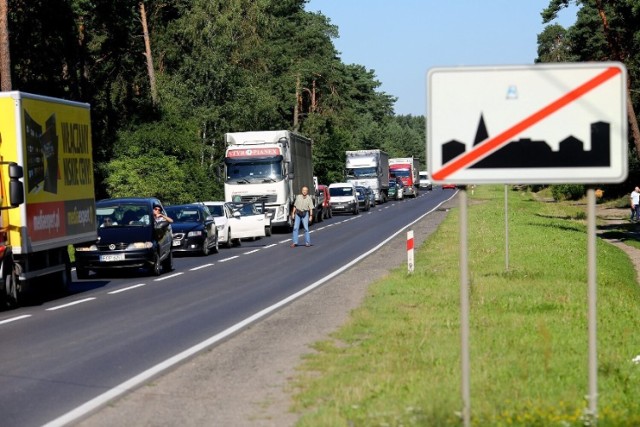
[10,179,24,207]
[8,163,23,179]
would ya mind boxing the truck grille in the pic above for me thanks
[240,194,277,203]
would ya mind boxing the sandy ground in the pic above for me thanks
[74,199,455,427]
[72,198,640,427]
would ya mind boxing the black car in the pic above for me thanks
[74,197,173,278]
[165,204,218,256]
[355,186,370,211]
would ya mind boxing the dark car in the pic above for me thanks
[74,197,173,278]
[314,184,332,222]
[165,204,218,256]
[355,186,371,211]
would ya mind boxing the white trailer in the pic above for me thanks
[224,130,314,230]
[345,150,389,203]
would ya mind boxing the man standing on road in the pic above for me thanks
[291,186,314,247]
[631,187,640,221]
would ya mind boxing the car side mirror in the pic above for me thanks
[233,211,241,218]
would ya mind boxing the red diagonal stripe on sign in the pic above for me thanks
[432,66,622,181]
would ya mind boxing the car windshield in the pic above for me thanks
[206,204,224,217]
[166,207,201,222]
[346,167,377,178]
[329,187,353,197]
[97,203,150,227]
[228,202,260,217]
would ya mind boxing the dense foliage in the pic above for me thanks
[539,0,640,199]
[2,0,425,203]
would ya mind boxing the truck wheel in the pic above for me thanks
[4,269,19,308]
[76,266,89,280]
[58,265,72,295]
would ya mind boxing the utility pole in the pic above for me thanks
[0,0,12,91]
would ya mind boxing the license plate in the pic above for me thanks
[173,240,181,246]
[100,253,125,262]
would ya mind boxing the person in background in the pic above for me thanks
[631,187,640,221]
[290,186,314,247]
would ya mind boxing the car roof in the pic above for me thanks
[97,197,161,206]
[166,204,204,209]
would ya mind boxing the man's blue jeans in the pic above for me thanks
[292,212,310,245]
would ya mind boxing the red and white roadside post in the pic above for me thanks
[407,230,414,273]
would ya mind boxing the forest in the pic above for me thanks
[0,0,639,202]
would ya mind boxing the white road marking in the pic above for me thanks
[154,272,184,281]
[0,315,32,325]
[218,256,239,262]
[46,298,96,311]
[243,250,260,255]
[264,244,277,249]
[190,263,214,271]
[108,284,146,294]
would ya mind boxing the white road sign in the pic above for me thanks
[427,63,628,184]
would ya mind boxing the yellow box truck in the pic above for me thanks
[0,92,97,307]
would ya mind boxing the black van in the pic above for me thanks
[74,197,173,278]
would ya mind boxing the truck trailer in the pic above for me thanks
[389,157,421,198]
[345,149,389,203]
[0,92,97,307]
[224,130,314,230]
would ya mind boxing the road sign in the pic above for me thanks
[427,63,628,184]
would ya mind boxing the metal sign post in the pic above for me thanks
[426,63,627,423]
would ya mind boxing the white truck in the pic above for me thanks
[389,157,420,198]
[0,92,97,307]
[345,149,389,203]
[224,130,314,230]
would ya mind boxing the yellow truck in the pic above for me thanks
[0,92,97,307]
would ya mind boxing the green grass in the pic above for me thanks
[291,185,640,426]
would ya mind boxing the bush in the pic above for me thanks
[551,184,585,201]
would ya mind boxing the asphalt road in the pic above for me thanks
[0,188,456,427]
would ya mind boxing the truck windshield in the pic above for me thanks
[390,169,410,178]
[346,167,377,178]
[225,159,283,182]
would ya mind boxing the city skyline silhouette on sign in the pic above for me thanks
[441,114,611,169]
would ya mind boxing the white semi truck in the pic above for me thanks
[345,149,389,203]
[224,130,314,230]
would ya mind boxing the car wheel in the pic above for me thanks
[225,229,233,248]
[201,239,210,256]
[265,225,272,236]
[328,207,332,218]
[150,253,162,276]
[211,232,219,254]
[162,250,173,272]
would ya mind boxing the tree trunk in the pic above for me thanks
[0,0,11,91]
[293,74,300,130]
[139,2,157,104]
[594,0,640,154]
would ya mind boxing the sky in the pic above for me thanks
[304,0,579,116]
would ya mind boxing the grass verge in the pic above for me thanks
[292,185,640,426]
